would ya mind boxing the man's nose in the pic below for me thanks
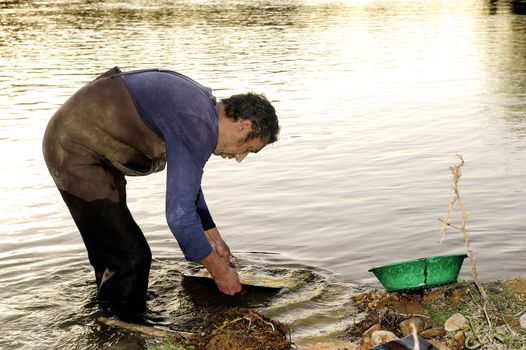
[235,152,248,163]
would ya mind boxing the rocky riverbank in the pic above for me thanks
[142,279,526,350]
[299,279,526,350]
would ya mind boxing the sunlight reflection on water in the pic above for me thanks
[1,0,526,348]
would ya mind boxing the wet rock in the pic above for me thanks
[362,324,381,349]
[444,313,468,332]
[370,330,398,347]
[420,326,446,339]
[363,324,381,338]
[520,312,526,329]
[399,317,426,336]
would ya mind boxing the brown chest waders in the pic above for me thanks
[43,67,166,318]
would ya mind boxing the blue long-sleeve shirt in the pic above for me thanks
[121,69,218,262]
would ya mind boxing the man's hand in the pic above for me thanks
[200,250,242,295]
[204,227,235,265]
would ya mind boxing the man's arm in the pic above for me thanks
[164,133,241,294]
[205,226,234,264]
[195,188,216,231]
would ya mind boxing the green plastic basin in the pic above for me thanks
[368,254,468,292]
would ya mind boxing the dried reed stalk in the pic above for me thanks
[97,316,194,338]
[438,155,492,323]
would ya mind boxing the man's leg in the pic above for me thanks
[59,180,152,315]
[44,132,151,319]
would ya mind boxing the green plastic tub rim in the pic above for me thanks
[368,253,468,292]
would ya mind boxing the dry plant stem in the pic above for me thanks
[97,316,194,339]
[438,155,491,317]
[514,309,526,317]
[411,323,420,350]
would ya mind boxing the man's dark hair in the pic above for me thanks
[222,93,280,144]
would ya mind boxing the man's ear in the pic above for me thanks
[239,119,252,131]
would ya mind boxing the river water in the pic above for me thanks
[1,0,525,348]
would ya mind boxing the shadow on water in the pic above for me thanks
[181,276,282,308]
[511,0,526,15]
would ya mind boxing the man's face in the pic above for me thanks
[214,119,267,162]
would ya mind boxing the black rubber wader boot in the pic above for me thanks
[42,67,166,320]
